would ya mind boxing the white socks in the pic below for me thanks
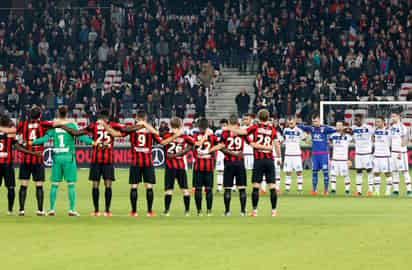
[285,175,291,191]
[331,176,337,191]
[217,172,223,192]
[356,173,363,193]
[297,175,303,191]
[344,176,351,192]
[374,176,381,193]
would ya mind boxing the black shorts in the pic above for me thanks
[165,168,188,190]
[252,159,275,184]
[89,163,115,181]
[0,164,16,187]
[224,161,247,188]
[193,170,213,188]
[19,163,45,182]
[129,166,156,184]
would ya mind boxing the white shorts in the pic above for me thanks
[330,160,349,176]
[373,157,391,173]
[390,152,409,172]
[244,153,254,170]
[216,151,225,171]
[354,154,373,170]
[283,156,303,172]
[274,157,281,179]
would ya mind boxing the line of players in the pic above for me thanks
[0,106,410,217]
[0,107,280,217]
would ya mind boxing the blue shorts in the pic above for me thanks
[312,154,329,171]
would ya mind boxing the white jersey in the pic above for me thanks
[330,133,352,161]
[283,127,304,156]
[373,128,391,157]
[351,124,374,154]
[390,123,408,153]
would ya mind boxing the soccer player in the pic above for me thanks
[389,111,412,196]
[272,118,283,194]
[161,117,198,216]
[225,109,281,217]
[59,109,127,216]
[29,106,96,216]
[192,118,220,216]
[372,116,392,196]
[329,122,353,195]
[241,114,254,172]
[0,114,43,214]
[216,115,251,216]
[299,114,336,195]
[352,114,374,196]
[215,119,228,192]
[282,117,305,193]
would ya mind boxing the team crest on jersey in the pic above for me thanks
[43,148,53,167]
[152,147,165,167]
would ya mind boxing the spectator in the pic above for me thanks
[173,87,187,118]
[121,86,135,117]
[7,87,19,116]
[161,87,174,118]
[194,88,207,118]
[235,88,250,117]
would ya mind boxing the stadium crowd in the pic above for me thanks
[0,0,412,124]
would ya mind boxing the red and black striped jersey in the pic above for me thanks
[220,131,251,162]
[0,133,16,165]
[87,121,124,164]
[163,133,195,169]
[129,129,162,167]
[193,132,218,172]
[247,123,277,160]
[17,120,52,165]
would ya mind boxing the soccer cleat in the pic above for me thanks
[91,211,101,217]
[271,209,277,217]
[68,211,80,217]
[345,190,350,196]
[367,191,373,197]
[146,212,156,217]
[249,210,258,217]
[191,188,195,194]
[18,210,25,216]
[206,210,213,217]
[197,211,203,216]
[36,211,46,216]
[323,190,328,196]
[259,190,266,195]
[104,212,112,217]
[330,190,336,195]
[373,191,380,196]
[240,212,246,217]
[184,211,190,217]
[224,211,231,217]
[129,212,138,217]
[385,191,391,196]
[407,191,412,197]
[276,189,280,195]
[47,211,55,216]
[162,211,170,217]
[297,189,303,195]
[353,192,362,197]
[392,191,399,197]
[7,211,13,216]
[311,190,318,196]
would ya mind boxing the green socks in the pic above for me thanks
[50,184,59,211]
[68,184,76,212]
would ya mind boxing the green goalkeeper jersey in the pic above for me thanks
[32,123,93,160]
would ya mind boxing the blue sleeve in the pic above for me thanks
[298,125,311,133]
[325,126,336,134]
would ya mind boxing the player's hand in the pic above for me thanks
[33,151,42,157]
[234,151,244,158]
[277,159,282,166]
[398,153,402,160]
[27,140,33,146]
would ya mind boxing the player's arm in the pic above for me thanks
[168,145,193,158]
[137,121,159,136]
[0,126,16,134]
[249,142,272,151]
[159,129,182,146]
[273,139,281,159]
[343,127,353,134]
[30,130,52,145]
[58,125,89,136]
[297,124,311,132]
[52,119,74,127]
[401,126,408,148]
[325,126,337,134]
[224,125,248,135]
[221,147,244,158]
[120,124,145,135]
[14,142,42,157]
[208,143,225,154]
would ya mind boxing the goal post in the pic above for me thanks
[320,101,412,126]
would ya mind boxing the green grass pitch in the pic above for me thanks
[0,169,410,270]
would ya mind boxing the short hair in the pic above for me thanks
[58,106,68,118]
[243,113,251,118]
[287,116,295,122]
[311,113,320,119]
[198,118,209,131]
[136,110,147,120]
[99,109,110,119]
[30,106,41,120]
[0,114,10,126]
[354,113,364,119]
[257,109,270,122]
[229,114,238,125]
[219,118,228,125]
[377,116,385,122]
[170,117,182,129]
[391,106,402,115]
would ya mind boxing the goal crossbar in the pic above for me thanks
[320,101,412,124]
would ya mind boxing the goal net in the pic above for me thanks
[320,101,412,129]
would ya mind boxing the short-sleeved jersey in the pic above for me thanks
[330,133,352,161]
[373,128,391,157]
[87,121,124,164]
[32,123,93,158]
[220,130,251,162]
[0,133,16,164]
[193,132,219,171]
[247,123,277,160]
[299,125,336,153]
[129,129,162,167]
[390,123,408,153]
[283,127,304,156]
[163,133,194,169]
[351,124,374,155]
[17,120,52,164]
